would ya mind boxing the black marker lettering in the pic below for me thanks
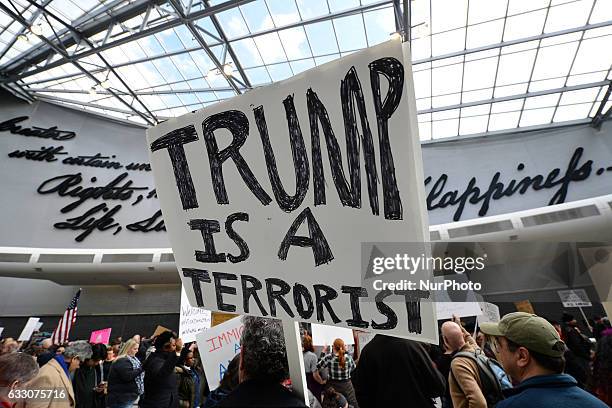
[182,268,211,307]
[241,274,268,316]
[212,272,237,312]
[341,286,369,328]
[313,284,341,324]
[190,219,226,263]
[278,207,333,266]
[265,278,294,318]
[225,212,250,263]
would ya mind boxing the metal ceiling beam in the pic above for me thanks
[167,0,242,93]
[0,2,156,125]
[418,80,609,115]
[20,0,159,126]
[1,0,256,83]
[1,0,165,73]
[591,82,611,129]
[0,0,54,61]
[27,86,240,95]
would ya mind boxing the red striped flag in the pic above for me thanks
[51,289,81,345]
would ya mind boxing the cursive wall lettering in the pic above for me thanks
[0,116,76,140]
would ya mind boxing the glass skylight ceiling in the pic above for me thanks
[0,0,610,141]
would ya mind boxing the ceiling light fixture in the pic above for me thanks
[30,23,43,36]
[17,33,29,42]
[88,87,97,96]
[206,68,219,80]
[223,63,234,76]
[100,79,111,89]
[390,31,402,40]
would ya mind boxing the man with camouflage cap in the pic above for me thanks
[480,312,607,408]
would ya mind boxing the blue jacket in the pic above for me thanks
[498,374,607,408]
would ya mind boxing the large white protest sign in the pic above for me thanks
[147,40,436,342]
[311,323,354,346]
[196,316,243,390]
[180,286,212,342]
[18,317,40,341]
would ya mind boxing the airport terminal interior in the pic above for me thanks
[0,0,611,407]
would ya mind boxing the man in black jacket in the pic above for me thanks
[139,331,182,408]
[218,316,307,407]
[351,334,446,408]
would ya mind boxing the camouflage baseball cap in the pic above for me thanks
[480,312,566,358]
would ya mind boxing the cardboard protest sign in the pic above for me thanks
[152,325,172,338]
[196,316,244,390]
[18,317,40,341]
[180,287,212,342]
[514,300,535,314]
[147,40,436,342]
[90,328,112,344]
[311,323,354,346]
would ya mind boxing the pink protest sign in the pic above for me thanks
[89,328,112,344]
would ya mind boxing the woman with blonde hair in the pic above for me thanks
[107,339,144,408]
[317,338,358,408]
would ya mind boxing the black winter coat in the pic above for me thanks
[107,357,143,405]
[139,351,180,408]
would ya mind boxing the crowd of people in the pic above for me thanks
[0,311,611,408]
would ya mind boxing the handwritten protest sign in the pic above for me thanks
[147,40,436,342]
[90,328,112,344]
[311,323,354,346]
[18,317,40,341]
[478,302,500,323]
[180,286,212,342]
[196,316,243,390]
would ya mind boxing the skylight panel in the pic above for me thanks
[507,0,550,15]
[589,0,612,24]
[431,0,467,33]
[328,0,361,13]
[193,17,223,44]
[267,62,294,81]
[413,66,432,99]
[314,53,339,65]
[432,118,459,138]
[266,0,301,26]
[494,83,528,97]
[570,35,612,73]
[459,114,488,135]
[468,0,507,24]
[496,49,537,86]
[463,56,498,91]
[290,58,316,74]
[253,32,288,64]
[531,41,579,81]
[240,0,274,33]
[491,99,524,113]
[155,29,186,53]
[296,0,330,20]
[553,103,592,121]
[432,28,466,56]
[503,10,547,42]
[304,20,340,56]
[333,14,367,52]
[466,20,504,48]
[488,110,520,131]
[231,38,265,68]
[545,0,592,32]
[216,6,250,38]
[245,66,272,85]
[278,26,311,60]
[566,70,607,85]
[418,121,432,140]
[528,77,565,92]
[519,106,555,126]
[361,6,394,45]
[560,87,600,104]
[431,63,463,96]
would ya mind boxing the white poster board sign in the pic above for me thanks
[478,302,500,323]
[558,289,592,308]
[18,317,40,341]
[196,316,243,390]
[147,40,436,343]
[311,324,354,346]
[180,287,212,343]
[34,322,44,332]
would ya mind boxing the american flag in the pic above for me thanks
[51,289,81,345]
